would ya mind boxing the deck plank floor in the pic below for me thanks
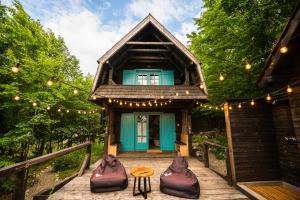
[48,153,248,200]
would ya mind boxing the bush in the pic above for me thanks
[53,150,84,172]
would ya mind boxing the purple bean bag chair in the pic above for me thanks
[90,154,128,193]
[160,156,200,199]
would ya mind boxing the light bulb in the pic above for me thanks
[12,66,19,73]
[175,93,179,96]
[287,85,292,93]
[129,103,132,107]
[280,46,288,54]
[66,110,70,113]
[78,111,81,114]
[154,100,157,103]
[245,63,252,70]
[73,89,78,95]
[33,102,37,107]
[238,103,242,108]
[120,102,123,106]
[266,94,272,101]
[160,96,164,99]
[229,106,232,110]
[108,99,112,103]
[251,99,255,106]
[14,95,20,101]
[58,108,61,112]
[92,95,96,100]
[185,90,189,95]
[200,84,204,89]
[219,74,224,81]
[47,79,53,86]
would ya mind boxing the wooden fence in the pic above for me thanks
[0,142,91,200]
[203,141,232,186]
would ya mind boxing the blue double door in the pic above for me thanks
[120,113,176,151]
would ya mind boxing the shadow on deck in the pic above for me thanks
[48,153,248,200]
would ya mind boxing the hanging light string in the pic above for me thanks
[197,80,299,110]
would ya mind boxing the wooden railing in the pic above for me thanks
[0,142,91,200]
[203,141,232,186]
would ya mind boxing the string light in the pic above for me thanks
[175,92,179,96]
[229,105,232,110]
[245,63,252,70]
[238,103,242,108]
[219,74,224,81]
[251,99,255,106]
[12,63,20,73]
[66,110,70,113]
[154,100,157,103]
[47,79,53,86]
[58,108,61,112]
[120,101,123,106]
[73,89,78,95]
[185,90,189,95]
[266,93,272,101]
[280,46,288,54]
[287,85,293,93]
[200,84,204,89]
[108,99,112,103]
[78,111,81,114]
[92,95,97,100]
[160,96,164,99]
[129,103,132,107]
[32,102,37,107]
[14,95,20,101]
[47,106,51,110]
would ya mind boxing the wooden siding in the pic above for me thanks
[272,99,300,187]
[225,101,281,182]
[94,85,206,99]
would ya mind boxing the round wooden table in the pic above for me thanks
[130,166,154,199]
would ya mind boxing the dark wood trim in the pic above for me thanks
[128,56,168,60]
[126,41,174,45]
[127,49,169,52]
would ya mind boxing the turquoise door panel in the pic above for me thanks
[135,114,149,151]
[120,113,135,151]
[160,113,176,151]
[123,70,136,85]
[161,70,174,85]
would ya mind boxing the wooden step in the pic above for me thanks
[146,149,162,153]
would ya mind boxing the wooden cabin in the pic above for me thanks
[225,3,300,199]
[90,14,208,157]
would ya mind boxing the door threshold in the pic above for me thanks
[147,149,162,153]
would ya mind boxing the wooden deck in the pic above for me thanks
[48,153,248,200]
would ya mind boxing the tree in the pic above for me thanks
[188,0,298,104]
[0,1,101,164]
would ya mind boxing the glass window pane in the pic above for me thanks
[150,74,159,85]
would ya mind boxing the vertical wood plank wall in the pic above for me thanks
[225,101,281,182]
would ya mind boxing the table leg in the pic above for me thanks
[148,177,151,192]
[143,177,147,199]
[133,177,136,196]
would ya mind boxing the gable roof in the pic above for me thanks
[257,2,300,87]
[91,14,207,95]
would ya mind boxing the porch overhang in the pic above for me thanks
[92,85,208,100]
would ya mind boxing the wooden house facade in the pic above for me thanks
[225,3,300,199]
[90,15,208,157]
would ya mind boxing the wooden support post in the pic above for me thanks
[203,143,209,168]
[86,143,91,169]
[226,148,233,186]
[13,168,28,200]
[108,67,115,85]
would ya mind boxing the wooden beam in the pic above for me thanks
[126,41,174,45]
[128,56,167,60]
[126,60,169,63]
[224,102,236,183]
[127,48,169,52]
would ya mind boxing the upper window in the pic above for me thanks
[123,69,174,86]
[137,74,148,85]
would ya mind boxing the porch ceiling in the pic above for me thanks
[93,85,207,100]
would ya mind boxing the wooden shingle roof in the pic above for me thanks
[94,85,207,100]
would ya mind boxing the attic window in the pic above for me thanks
[150,74,159,85]
[137,74,148,85]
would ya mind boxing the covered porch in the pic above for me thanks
[48,152,248,200]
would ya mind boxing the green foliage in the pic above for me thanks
[188,0,298,104]
[0,1,104,193]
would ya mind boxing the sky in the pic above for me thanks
[4,0,204,76]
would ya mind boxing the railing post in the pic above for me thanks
[203,142,209,168]
[86,143,91,170]
[226,148,233,186]
[13,167,28,200]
